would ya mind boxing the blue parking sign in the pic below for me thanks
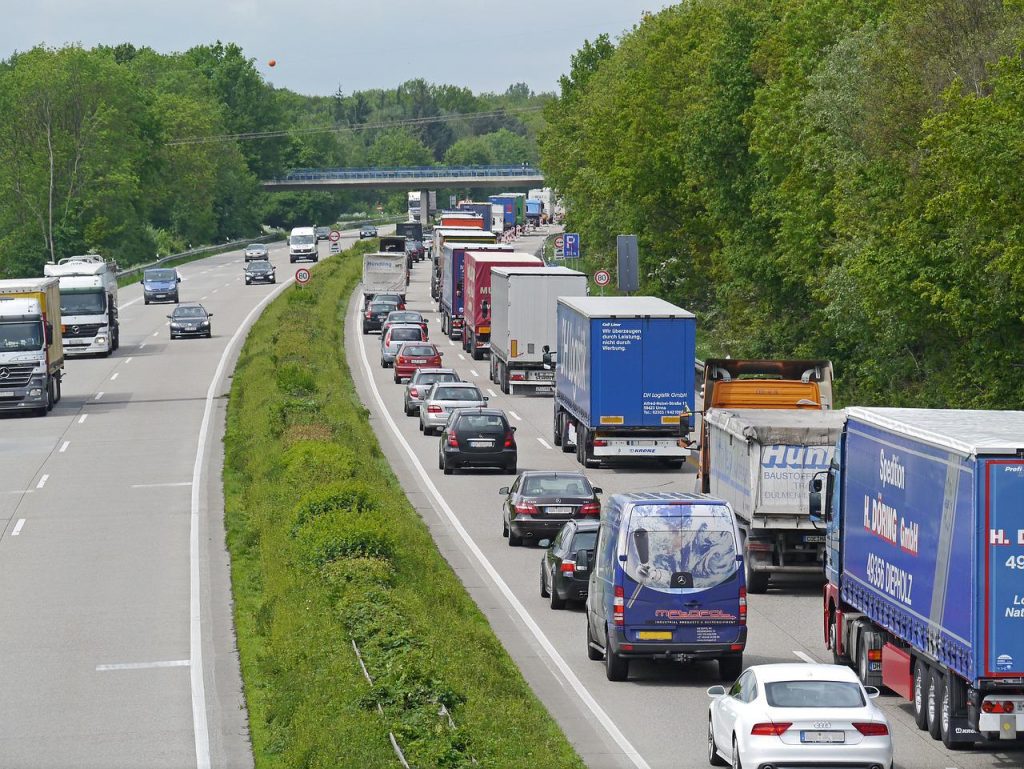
[564,233,580,258]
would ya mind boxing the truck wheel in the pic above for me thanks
[927,667,943,740]
[553,409,562,446]
[489,357,497,383]
[718,654,743,681]
[54,375,62,404]
[604,631,629,681]
[500,363,510,394]
[828,613,848,666]
[471,343,483,361]
[913,659,930,730]
[743,538,770,594]
[440,314,447,335]
[561,418,575,454]
[940,673,971,749]
[46,377,55,412]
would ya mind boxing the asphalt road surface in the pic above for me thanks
[346,226,1024,769]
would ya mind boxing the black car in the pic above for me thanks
[363,292,406,311]
[438,408,517,475]
[244,259,276,285]
[359,225,378,239]
[540,519,600,609]
[315,226,331,241]
[168,303,213,339]
[361,301,399,334]
[499,471,602,546]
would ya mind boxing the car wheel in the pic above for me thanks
[586,620,603,661]
[502,515,509,538]
[438,452,444,470]
[718,654,743,681]
[508,529,522,546]
[927,666,943,740]
[394,372,400,384]
[245,279,252,285]
[505,462,517,475]
[144,298,150,305]
[539,560,548,595]
[548,570,566,609]
[708,717,727,766]
[361,326,368,335]
[206,331,212,338]
[405,402,414,417]
[418,420,425,433]
[604,630,629,681]
[913,659,930,730]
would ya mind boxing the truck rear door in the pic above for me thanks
[984,460,1024,677]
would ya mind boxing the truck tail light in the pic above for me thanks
[751,722,791,736]
[613,585,624,626]
[447,433,459,448]
[739,586,747,625]
[560,561,576,574]
[504,432,516,449]
[511,372,525,381]
[867,648,882,662]
[579,502,600,516]
[982,700,1016,714]
[746,541,773,553]
[593,439,607,447]
[514,502,537,516]
[427,405,443,413]
[852,722,889,736]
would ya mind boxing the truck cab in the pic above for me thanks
[43,255,120,356]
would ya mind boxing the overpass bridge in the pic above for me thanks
[261,164,544,192]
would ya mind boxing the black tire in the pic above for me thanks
[940,673,972,749]
[718,654,743,681]
[404,402,414,417]
[913,659,930,730]
[553,410,562,446]
[708,718,728,766]
[561,417,574,453]
[394,372,400,384]
[503,515,510,538]
[549,570,566,609]
[442,458,453,476]
[438,452,443,470]
[856,636,874,686]
[508,529,522,546]
[144,299,150,305]
[506,462,517,475]
[54,375,62,404]
[586,620,603,661]
[604,631,629,681]
[732,737,743,769]
[45,377,55,412]
[539,560,548,596]
[500,362,510,394]
[472,345,483,361]
[245,279,252,285]
[743,536,770,594]
[927,667,943,740]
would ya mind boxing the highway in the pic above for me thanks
[346,228,1024,769]
[0,229,364,768]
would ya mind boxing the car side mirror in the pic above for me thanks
[864,686,880,699]
[498,487,509,495]
[483,396,489,402]
[706,685,727,698]
[633,528,650,564]
[592,487,603,495]
[538,538,551,549]
[166,315,173,319]
[511,425,517,432]
[177,276,182,283]
[207,313,214,317]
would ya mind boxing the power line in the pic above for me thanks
[165,105,547,146]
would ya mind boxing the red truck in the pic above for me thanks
[462,252,543,360]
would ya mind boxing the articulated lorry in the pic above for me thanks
[395,221,423,241]
[488,266,587,394]
[704,409,846,593]
[462,252,543,360]
[811,407,1024,749]
[0,278,64,415]
[362,252,407,305]
[439,243,513,339]
[439,212,483,229]
[488,195,516,230]
[43,255,120,356]
[553,296,696,468]
[430,227,497,302]
[457,202,496,231]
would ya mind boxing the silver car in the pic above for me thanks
[380,324,427,368]
[244,243,269,261]
[403,368,461,416]
[419,382,488,434]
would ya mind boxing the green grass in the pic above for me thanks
[223,239,585,769]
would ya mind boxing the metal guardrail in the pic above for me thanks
[114,234,281,281]
[276,165,543,183]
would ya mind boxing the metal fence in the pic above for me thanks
[114,234,281,281]
[276,165,543,183]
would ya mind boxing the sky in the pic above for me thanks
[5,0,667,96]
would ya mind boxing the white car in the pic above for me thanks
[707,663,892,769]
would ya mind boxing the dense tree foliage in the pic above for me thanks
[541,0,1024,407]
[0,46,550,277]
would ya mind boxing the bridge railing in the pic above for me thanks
[270,165,543,183]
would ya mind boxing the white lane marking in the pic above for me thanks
[487,388,497,398]
[458,353,466,360]
[78,414,88,424]
[152,331,160,337]
[125,357,133,364]
[36,474,49,489]
[95,392,104,400]
[509,410,522,421]
[131,481,193,489]
[122,296,143,308]
[188,270,295,769]
[139,343,147,350]
[59,441,70,453]
[11,519,26,536]
[0,490,33,495]
[110,372,119,381]
[200,296,208,300]
[537,438,553,450]
[352,298,651,769]
[223,282,230,287]
[793,651,817,664]
[211,289,219,294]
[96,659,190,672]
[470,369,479,378]
[200,269,210,274]
[448,339,455,346]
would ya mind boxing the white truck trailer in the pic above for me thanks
[43,255,120,356]
[489,266,587,394]
[361,252,408,305]
[703,408,846,593]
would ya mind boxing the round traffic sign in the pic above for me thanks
[295,268,311,285]
[328,230,341,242]
[553,234,565,249]
[594,269,611,287]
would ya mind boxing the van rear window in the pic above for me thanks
[624,504,738,591]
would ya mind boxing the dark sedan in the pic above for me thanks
[244,259,276,284]
[361,301,399,334]
[540,519,600,608]
[438,408,517,475]
[499,471,601,547]
[168,303,213,339]
[359,225,378,239]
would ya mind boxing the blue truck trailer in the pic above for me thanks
[553,296,696,468]
[458,202,496,231]
[812,407,1024,749]
[488,195,516,230]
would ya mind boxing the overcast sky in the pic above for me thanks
[5,1,666,96]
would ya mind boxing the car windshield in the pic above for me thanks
[434,386,482,401]
[389,328,422,341]
[145,269,176,281]
[624,504,738,591]
[521,474,593,496]
[173,306,206,318]
[571,531,599,551]
[247,244,265,252]
[290,235,314,245]
[764,681,865,708]
[457,414,506,432]
[0,321,43,351]
[59,290,105,315]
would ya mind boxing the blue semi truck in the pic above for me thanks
[812,407,1024,749]
[552,296,696,468]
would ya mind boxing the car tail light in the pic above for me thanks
[579,502,600,516]
[364,311,372,319]
[593,439,607,447]
[447,433,459,448]
[397,356,407,364]
[613,585,624,626]
[982,700,1016,714]
[750,722,791,736]
[739,586,747,625]
[560,561,576,574]
[409,387,419,398]
[853,722,889,736]
[427,405,443,413]
[504,431,516,449]
[514,502,537,516]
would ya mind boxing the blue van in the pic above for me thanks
[585,492,747,681]
[141,268,180,304]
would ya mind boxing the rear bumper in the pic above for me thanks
[592,436,689,458]
[738,740,892,769]
[144,290,178,301]
[443,447,516,468]
[509,518,576,538]
[609,628,746,659]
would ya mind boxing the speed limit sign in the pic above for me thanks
[295,268,311,285]
[594,269,611,287]
[328,230,341,242]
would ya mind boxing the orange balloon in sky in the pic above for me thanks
[268,59,277,67]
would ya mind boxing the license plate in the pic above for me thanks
[800,731,845,744]
[803,534,825,543]
[546,506,572,515]
[469,440,493,448]
[638,631,672,640]
[0,391,14,397]
[411,359,426,364]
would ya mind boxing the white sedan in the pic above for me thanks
[707,663,893,769]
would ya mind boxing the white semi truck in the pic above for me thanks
[43,255,120,356]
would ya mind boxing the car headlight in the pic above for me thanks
[200,321,210,328]
[171,323,183,328]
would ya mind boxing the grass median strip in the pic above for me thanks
[224,240,585,768]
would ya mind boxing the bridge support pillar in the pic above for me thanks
[420,188,433,220]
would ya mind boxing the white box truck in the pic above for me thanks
[43,255,120,356]
[361,252,408,305]
[703,408,846,593]
[0,277,64,415]
[489,266,587,394]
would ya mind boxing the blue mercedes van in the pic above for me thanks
[141,268,180,304]
[585,492,747,681]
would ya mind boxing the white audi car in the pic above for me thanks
[707,663,893,769]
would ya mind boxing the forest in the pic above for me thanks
[0,42,549,277]
[541,0,1024,407]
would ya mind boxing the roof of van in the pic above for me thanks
[848,407,1024,457]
